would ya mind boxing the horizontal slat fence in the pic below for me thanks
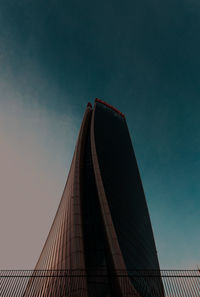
[0,270,199,297]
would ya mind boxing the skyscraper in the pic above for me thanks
[23,99,164,297]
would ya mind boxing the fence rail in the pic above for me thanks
[0,270,200,297]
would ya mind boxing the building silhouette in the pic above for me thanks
[23,99,164,297]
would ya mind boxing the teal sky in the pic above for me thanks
[0,0,200,269]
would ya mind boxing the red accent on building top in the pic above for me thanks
[95,98,125,118]
[87,102,92,108]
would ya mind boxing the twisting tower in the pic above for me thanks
[23,99,164,297]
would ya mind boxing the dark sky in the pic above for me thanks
[0,0,200,268]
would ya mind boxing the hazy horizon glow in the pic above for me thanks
[0,98,78,269]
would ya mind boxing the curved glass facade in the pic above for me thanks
[93,101,163,296]
[82,115,110,296]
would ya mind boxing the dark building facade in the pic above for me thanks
[23,99,164,297]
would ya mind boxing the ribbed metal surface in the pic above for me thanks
[0,270,199,297]
[18,106,92,297]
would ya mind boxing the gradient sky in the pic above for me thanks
[0,0,200,269]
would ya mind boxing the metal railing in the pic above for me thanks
[0,269,200,297]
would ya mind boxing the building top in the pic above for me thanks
[87,102,92,108]
[95,98,125,118]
